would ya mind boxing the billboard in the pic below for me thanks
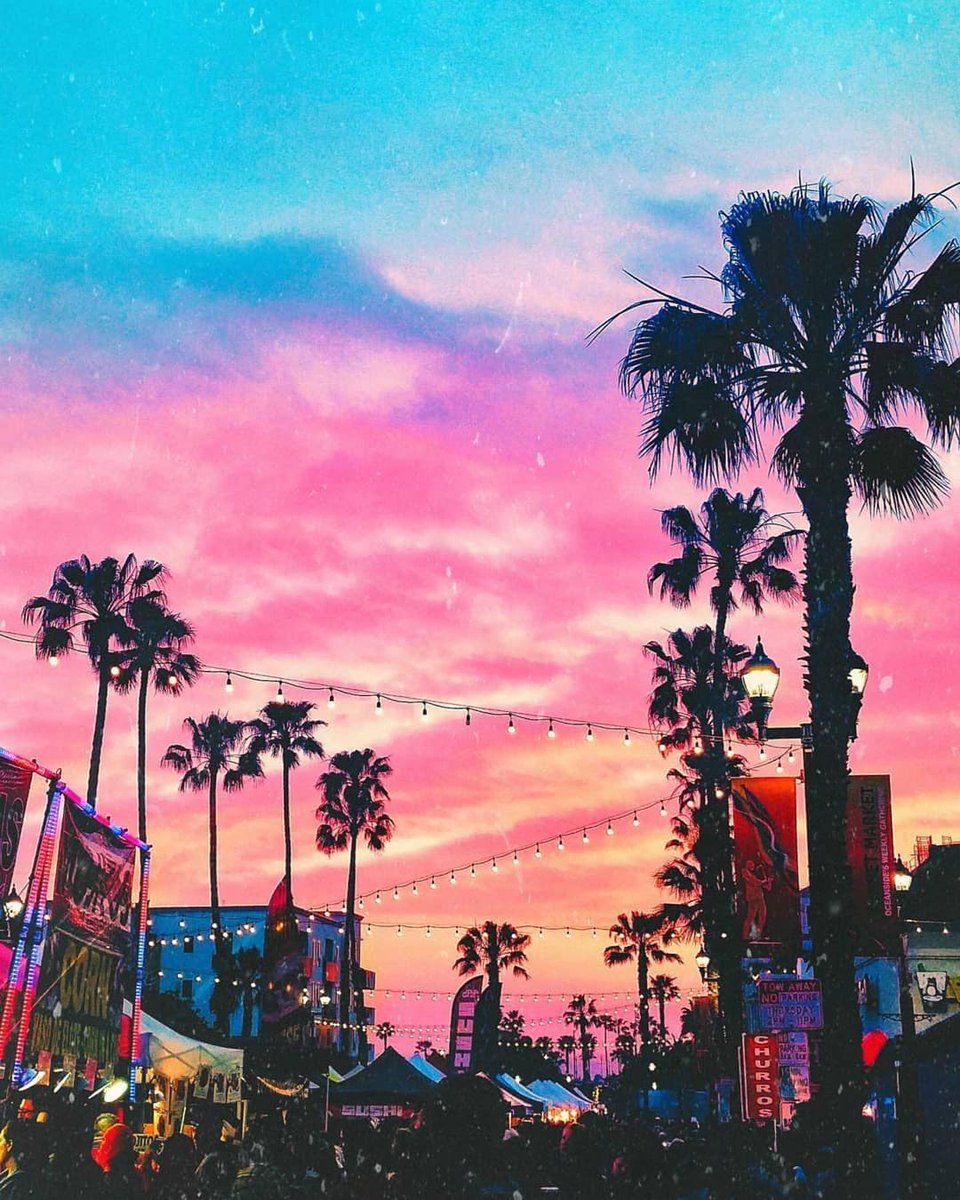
[30,803,135,1070]
[0,761,32,905]
[732,779,800,952]
[846,776,897,952]
[448,976,482,1073]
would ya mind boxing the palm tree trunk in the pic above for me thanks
[137,670,149,845]
[242,991,253,1039]
[282,757,292,897]
[658,995,667,1040]
[209,773,221,936]
[340,833,358,1053]
[638,948,651,1047]
[87,659,112,809]
[798,456,862,1130]
[580,1015,589,1081]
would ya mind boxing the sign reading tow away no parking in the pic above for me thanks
[757,979,823,1031]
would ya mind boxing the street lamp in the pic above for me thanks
[695,945,710,982]
[894,856,913,894]
[3,891,24,921]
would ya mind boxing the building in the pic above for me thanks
[147,905,375,1053]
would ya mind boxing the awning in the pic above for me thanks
[409,1053,445,1082]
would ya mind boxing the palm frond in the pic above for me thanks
[853,425,949,518]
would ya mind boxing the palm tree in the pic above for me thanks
[113,596,200,844]
[23,554,166,808]
[316,749,394,1054]
[375,1021,396,1052]
[498,1009,526,1044]
[604,912,681,1048]
[534,1035,556,1060]
[596,1012,619,1076]
[608,178,960,1125]
[236,946,264,1040]
[563,995,600,1082]
[612,1026,637,1069]
[453,921,530,1068]
[162,714,262,950]
[557,1034,577,1075]
[247,701,326,897]
[649,974,682,1041]
[415,1038,433,1056]
[655,814,705,943]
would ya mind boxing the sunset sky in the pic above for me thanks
[2,2,960,1052]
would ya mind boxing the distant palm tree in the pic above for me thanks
[612,1026,636,1069]
[415,1038,433,1056]
[236,946,264,1040]
[162,714,262,953]
[563,994,600,1082]
[596,1012,619,1076]
[247,700,326,896]
[649,974,682,1040]
[23,554,166,808]
[608,178,960,1126]
[376,1021,396,1052]
[316,749,394,1054]
[534,1035,555,1059]
[557,1034,577,1075]
[498,1009,526,1044]
[113,596,200,844]
[453,921,530,1021]
[604,911,682,1048]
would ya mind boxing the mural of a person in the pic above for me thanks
[741,859,772,941]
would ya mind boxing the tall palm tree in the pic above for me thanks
[649,974,682,1041]
[316,748,394,1054]
[596,1012,619,1076]
[604,911,682,1049]
[375,1021,396,1052]
[23,554,166,808]
[608,179,960,1125]
[162,714,262,946]
[453,920,530,1069]
[113,596,200,844]
[557,1034,577,1075]
[563,995,600,1082]
[247,701,326,897]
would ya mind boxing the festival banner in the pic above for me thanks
[846,776,897,953]
[29,802,135,1069]
[0,761,31,907]
[732,779,800,952]
[260,880,311,1044]
[448,976,482,1074]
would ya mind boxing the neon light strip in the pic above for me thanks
[129,850,151,1103]
[11,784,62,1086]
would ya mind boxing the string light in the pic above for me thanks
[225,673,233,693]
[788,747,795,763]
[465,708,471,726]
[581,829,589,844]
[491,858,499,873]
[110,664,121,678]
[449,871,456,885]
[513,850,520,866]
[48,654,58,667]
[411,882,419,896]
[375,891,382,904]
[534,844,542,858]
[759,745,766,759]
[430,876,437,890]
[776,760,784,774]
[659,802,667,818]
[623,729,631,746]
[276,681,284,700]
[328,688,336,708]
[375,694,383,715]
[585,725,594,742]
[606,821,614,836]
[470,864,476,878]
[421,700,428,720]
[507,714,516,735]
[393,887,400,901]
[658,739,668,757]
[547,720,556,739]
[557,836,565,852]
[633,812,639,827]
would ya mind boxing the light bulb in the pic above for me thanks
[396,927,402,936]
[110,664,121,678]
[507,714,516,734]
[788,747,795,763]
[623,729,631,746]
[776,760,784,774]
[759,745,766,759]
[375,891,382,904]
[693,737,702,756]
[547,720,556,739]
[449,871,456,885]
[513,850,520,866]
[565,927,571,938]
[225,673,233,693]
[412,882,419,896]
[715,786,724,800]
[327,688,335,708]
[539,928,544,938]
[276,681,284,700]
[425,927,432,938]
[592,928,597,938]
[658,739,667,757]
[421,701,428,720]
[375,694,383,715]
[465,708,471,726]
[535,844,542,858]
[167,673,177,687]
[358,896,364,909]
[633,811,639,827]
[726,740,734,757]
[393,887,400,901]
[606,822,614,836]
[659,802,667,818]
[48,654,59,667]
[470,864,476,878]
[586,725,594,742]
[557,836,565,851]
[582,829,590,844]
[491,858,499,872]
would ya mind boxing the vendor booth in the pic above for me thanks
[330,1046,437,1119]
[140,1011,244,1134]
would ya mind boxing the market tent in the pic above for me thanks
[409,1053,445,1082]
[476,1072,535,1113]
[141,1012,243,1082]
[526,1079,591,1111]
[331,1046,438,1107]
[495,1073,547,1112]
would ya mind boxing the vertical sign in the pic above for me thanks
[0,761,31,906]
[846,776,897,952]
[30,803,135,1069]
[448,976,482,1073]
[732,779,800,952]
[741,1033,780,1121]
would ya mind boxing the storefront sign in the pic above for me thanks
[741,1034,780,1121]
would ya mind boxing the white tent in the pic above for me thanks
[526,1079,591,1111]
[141,1012,244,1082]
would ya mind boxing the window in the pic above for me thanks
[180,979,194,1000]
[325,938,336,962]
[183,937,194,954]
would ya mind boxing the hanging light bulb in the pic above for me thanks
[547,719,556,739]
[430,876,438,890]
[470,863,477,878]
[465,708,471,726]
[759,744,766,759]
[225,672,234,693]
[110,664,121,678]
[411,882,419,896]
[658,739,668,757]
[582,828,590,844]
[375,891,382,904]
[726,739,734,757]
[606,821,614,836]
[358,896,364,910]
[623,729,631,746]
[565,927,571,938]
[586,725,594,742]
[538,928,544,938]
[421,701,429,720]
[715,786,725,800]
[535,844,542,858]
[557,835,565,851]
[592,928,597,938]
[167,673,178,687]
[659,801,667,818]
[788,747,795,764]
[327,688,335,708]
[449,870,457,885]
[425,926,432,938]
[396,926,402,937]
[375,694,383,715]
[275,680,284,700]
[507,714,516,735]
[48,654,59,667]
[491,858,499,873]
[776,759,784,774]
[633,811,639,827]
[693,735,702,755]
[513,850,520,866]
[393,887,400,901]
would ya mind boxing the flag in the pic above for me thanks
[732,778,800,952]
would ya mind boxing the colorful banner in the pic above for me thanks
[448,976,482,1073]
[741,1033,780,1121]
[30,803,135,1068]
[0,761,31,905]
[846,776,897,952]
[732,779,800,951]
[260,880,310,1044]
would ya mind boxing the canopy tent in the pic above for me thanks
[141,1012,243,1083]
[409,1053,445,1082]
[526,1079,591,1111]
[331,1046,437,1117]
[475,1071,535,1114]
[495,1073,547,1112]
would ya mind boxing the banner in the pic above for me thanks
[30,803,135,1068]
[846,776,897,953]
[448,976,482,1074]
[260,880,310,1044]
[0,761,31,905]
[741,1033,780,1121]
[732,779,800,951]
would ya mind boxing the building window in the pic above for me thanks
[180,979,194,1000]
[325,938,336,961]
[183,937,194,954]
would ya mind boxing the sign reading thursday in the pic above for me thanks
[757,979,823,1031]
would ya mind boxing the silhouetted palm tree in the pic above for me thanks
[113,596,200,844]
[604,911,681,1048]
[557,1035,577,1075]
[375,1021,396,1052]
[247,701,326,896]
[23,554,166,808]
[563,994,600,1082]
[316,749,394,1054]
[607,178,960,1125]
[649,974,682,1040]
[415,1038,433,1056]
[454,921,530,1067]
[162,714,261,943]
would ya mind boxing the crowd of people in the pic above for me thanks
[0,1075,881,1199]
